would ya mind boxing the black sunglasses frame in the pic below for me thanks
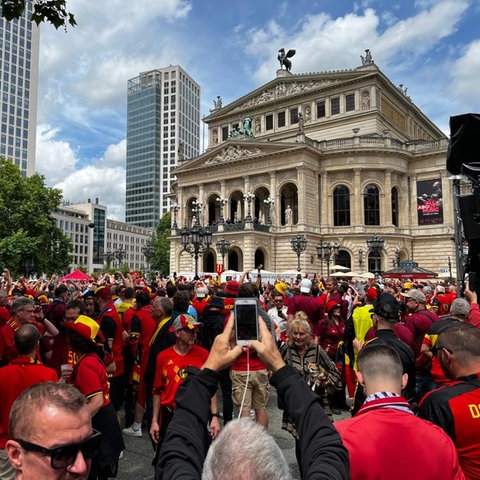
[14,430,101,469]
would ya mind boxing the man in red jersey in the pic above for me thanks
[336,343,463,480]
[419,322,480,480]
[0,324,58,479]
[150,314,220,457]
[94,286,126,411]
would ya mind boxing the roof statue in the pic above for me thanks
[229,117,254,138]
[360,49,373,66]
[278,48,296,72]
[213,95,222,109]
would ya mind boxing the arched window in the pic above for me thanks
[336,250,351,270]
[391,187,399,227]
[364,184,380,226]
[333,185,351,226]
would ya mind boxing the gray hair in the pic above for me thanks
[202,418,291,480]
[11,297,34,314]
[450,298,470,318]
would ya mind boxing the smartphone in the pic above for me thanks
[234,298,259,346]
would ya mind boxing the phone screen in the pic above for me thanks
[235,301,258,344]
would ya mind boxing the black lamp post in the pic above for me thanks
[216,196,228,224]
[216,238,230,268]
[358,248,364,272]
[171,203,180,229]
[180,223,212,280]
[142,243,155,277]
[21,257,34,278]
[290,235,308,277]
[393,248,400,267]
[315,241,339,277]
[115,249,126,268]
[103,251,116,269]
[263,196,275,225]
[366,234,385,278]
[243,192,255,222]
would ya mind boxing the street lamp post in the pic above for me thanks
[103,251,116,269]
[394,248,400,267]
[21,257,34,278]
[263,196,275,225]
[191,199,203,226]
[358,248,364,272]
[180,224,212,280]
[142,243,155,278]
[315,241,339,277]
[290,235,308,277]
[243,192,255,222]
[115,249,127,268]
[216,238,230,268]
[216,196,228,224]
[366,234,385,279]
[171,203,180,228]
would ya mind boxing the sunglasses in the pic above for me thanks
[14,430,101,469]
[431,344,453,356]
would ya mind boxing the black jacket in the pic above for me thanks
[155,365,349,479]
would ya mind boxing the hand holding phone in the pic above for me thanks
[234,298,259,346]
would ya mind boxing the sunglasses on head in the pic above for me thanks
[14,430,101,469]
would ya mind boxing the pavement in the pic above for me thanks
[116,388,351,480]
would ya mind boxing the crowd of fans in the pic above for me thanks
[0,265,479,479]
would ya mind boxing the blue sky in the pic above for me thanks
[35,0,480,220]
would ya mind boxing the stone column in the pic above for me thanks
[353,168,362,226]
[269,172,277,225]
[410,174,418,227]
[320,171,329,229]
[296,166,306,225]
[177,187,184,227]
[198,183,205,225]
[383,169,392,225]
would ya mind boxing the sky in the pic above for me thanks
[34,0,480,221]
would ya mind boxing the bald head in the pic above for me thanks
[14,323,41,356]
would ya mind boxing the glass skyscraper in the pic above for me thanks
[0,4,39,176]
[126,66,200,228]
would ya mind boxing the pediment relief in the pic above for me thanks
[233,79,341,112]
[204,145,263,165]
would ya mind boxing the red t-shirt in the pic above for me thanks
[0,356,58,448]
[152,344,208,409]
[97,303,125,377]
[70,353,111,407]
[0,306,10,327]
[0,319,21,365]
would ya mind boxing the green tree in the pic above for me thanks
[151,212,171,277]
[1,0,75,29]
[0,160,72,276]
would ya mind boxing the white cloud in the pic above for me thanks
[242,0,468,87]
[35,125,78,184]
[36,126,126,220]
[449,39,480,112]
[56,164,126,221]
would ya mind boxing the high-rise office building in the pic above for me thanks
[126,65,200,228]
[0,4,39,176]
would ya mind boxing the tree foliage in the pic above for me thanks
[151,212,171,277]
[1,0,76,29]
[0,160,72,276]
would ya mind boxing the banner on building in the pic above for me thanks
[417,179,443,224]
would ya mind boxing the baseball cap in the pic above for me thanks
[300,278,312,293]
[169,314,203,333]
[366,287,378,301]
[402,289,426,303]
[94,286,112,300]
[224,281,239,296]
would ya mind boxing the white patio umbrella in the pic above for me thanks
[331,271,349,277]
[360,272,375,279]
[331,264,350,271]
